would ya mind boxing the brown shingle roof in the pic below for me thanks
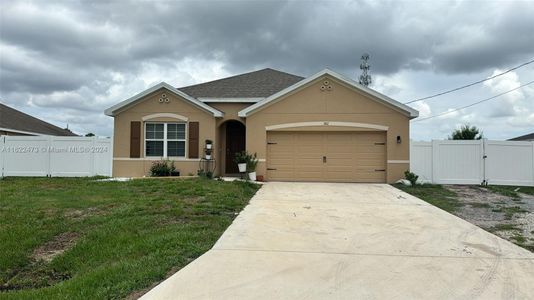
[0,103,77,136]
[178,68,304,98]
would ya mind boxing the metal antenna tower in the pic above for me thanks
[359,53,372,86]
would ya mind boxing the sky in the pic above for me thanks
[0,0,533,140]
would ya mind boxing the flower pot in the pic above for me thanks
[205,154,212,160]
[248,171,256,181]
[206,144,212,150]
[238,163,246,172]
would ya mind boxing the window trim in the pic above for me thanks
[144,122,187,158]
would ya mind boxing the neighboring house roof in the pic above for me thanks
[178,68,304,99]
[238,69,419,119]
[0,103,77,136]
[104,82,224,117]
[508,132,534,141]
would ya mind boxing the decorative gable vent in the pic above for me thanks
[159,93,170,103]
[320,79,333,92]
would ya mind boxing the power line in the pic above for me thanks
[405,58,534,104]
[412,80,534,123]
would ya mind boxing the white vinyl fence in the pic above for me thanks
[0,136,112,177]
[410,140,534,186]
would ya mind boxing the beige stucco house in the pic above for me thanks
[105,68,418,183]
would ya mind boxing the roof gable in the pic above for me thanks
[104,82,223,117]
[178,68,304,98]
[238,69,419,119]
[0,103,77,136]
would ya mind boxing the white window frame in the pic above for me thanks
[144,122,187,158]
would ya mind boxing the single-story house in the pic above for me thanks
[105,68,418,183]
[508,132,534,142]
[0,103,77,136]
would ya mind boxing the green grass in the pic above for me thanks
[393,184,463,213]
[0,177,259,299]
[485,224,534,251]
[483,185,534,199]
[487,223,522,232]
[469,202,492,209]
[511,235,527,243]
[491,206,528,220]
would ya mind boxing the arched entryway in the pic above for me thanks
[220,120,246,175]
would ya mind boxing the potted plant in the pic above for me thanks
[234,151,247,173]
[205,148,212,160]
[247,152,259,181]
[205,139,213,150]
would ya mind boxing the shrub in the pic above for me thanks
[150,160,176,177]
[246,153,259,173]
[234,151,248,164]
[404,170,419,186]
[197,169,213,179]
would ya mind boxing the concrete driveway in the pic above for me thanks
[141,183,534,300]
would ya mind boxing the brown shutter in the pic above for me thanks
[130,121,141,158]
[188,122,199,158]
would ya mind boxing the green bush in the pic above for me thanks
[404,170,419,186]
[246,153,259,173]
[197,169,214,179]
[150,160,176,176]
[234,151,248,164]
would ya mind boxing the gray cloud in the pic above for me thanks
[0,0,533,137]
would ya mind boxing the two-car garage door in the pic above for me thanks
[266,131,386,183]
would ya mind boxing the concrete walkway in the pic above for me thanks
[141,183,534,300]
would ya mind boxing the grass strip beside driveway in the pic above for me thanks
[393,183,463,213]
[395,183,534,252]
[0,177,259,299]
[483,185,534,199]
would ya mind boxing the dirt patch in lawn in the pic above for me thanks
[445,185,534,251]
[1,232,79,291]
[64,206,110,221]
[1,262,71,292]
[32,232,80,263]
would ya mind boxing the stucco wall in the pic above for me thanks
[112,159,202,177]
[245,76,410,183]
[110,79,411,181]
[112,88,217,177]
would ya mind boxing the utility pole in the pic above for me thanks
[359,53,372,87]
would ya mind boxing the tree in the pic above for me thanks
[449,124,483,140]
[85,133,95,137]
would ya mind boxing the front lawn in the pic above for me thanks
[0,177,259,299]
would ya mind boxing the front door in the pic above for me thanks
[225,121,246,174]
